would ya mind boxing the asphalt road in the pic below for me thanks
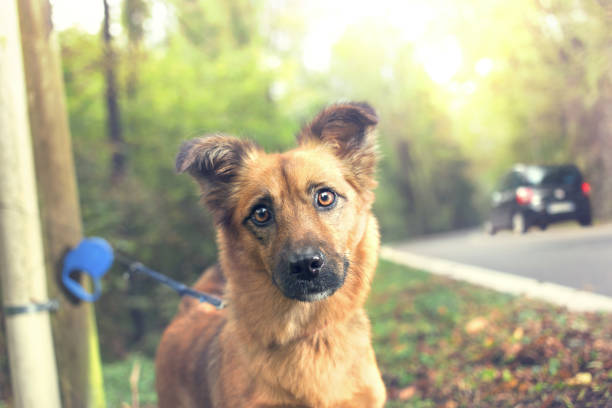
[392,222,612,298]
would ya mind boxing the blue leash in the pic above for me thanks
[118,255,225,309]
[62,237,225,309]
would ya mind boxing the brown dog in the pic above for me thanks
[155,102,386,407]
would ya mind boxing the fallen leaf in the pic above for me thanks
[503,378,519,390]
[567,372,592,386]
[559,368,573,380]
[540,395,554,408]
[513,327,524,340]
[392,343,407,352]
[397,386,416,400]
[465,317,488,334]
[504,343,522,359]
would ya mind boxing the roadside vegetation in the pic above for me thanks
[101,259,612,407]
[371,260,612,407]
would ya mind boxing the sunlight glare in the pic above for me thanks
[50,0,103,34]
[387,3,434,42]
[301,0,436,72]
[475,58,494,76]
[302,19,343,72]
[415,36,463,84]
[50,0,168,43]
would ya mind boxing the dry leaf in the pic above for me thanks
[513,327,524,340]
[567,372,592,386]
[504,343,522,359]
[465,317,488,334]
[397,386,416,400]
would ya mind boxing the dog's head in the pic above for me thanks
[176,102,378,303]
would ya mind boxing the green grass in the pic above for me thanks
[102,259,612,407]
[103,354,156,407]
[367,260,514,385]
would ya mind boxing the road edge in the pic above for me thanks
[380,246,612,313]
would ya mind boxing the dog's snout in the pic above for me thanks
[289,248,325,279]
[274,244,343,302]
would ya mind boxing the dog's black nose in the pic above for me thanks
[289,249,325,279]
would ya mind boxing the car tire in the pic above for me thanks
[512,213,528,234]
[539,222,548,231]
[484,221,497,236]
[578,213,592,227]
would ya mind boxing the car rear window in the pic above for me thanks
[534,166,582,186]
[499,165,583,190]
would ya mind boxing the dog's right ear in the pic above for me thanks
[298,102,379,191]
[176,135,257,220]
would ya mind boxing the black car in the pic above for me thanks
[486,164,592,234]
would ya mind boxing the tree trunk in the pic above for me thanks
[103,0,126,185]
[124,0,148,98]
[17,1,106,407]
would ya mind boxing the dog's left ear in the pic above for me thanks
[298,102,379,189]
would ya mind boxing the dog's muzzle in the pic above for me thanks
[274,246,346,302]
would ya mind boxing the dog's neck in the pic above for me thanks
[225,283,349,348]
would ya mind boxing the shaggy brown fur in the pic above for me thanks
[155,102,386,407]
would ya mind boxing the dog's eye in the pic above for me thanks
[251,205,272,226]
[316,189,336,208]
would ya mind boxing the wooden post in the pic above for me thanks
[16,0,106,407]
[0,1,62,407]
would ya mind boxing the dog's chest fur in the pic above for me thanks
[223,311,374,407]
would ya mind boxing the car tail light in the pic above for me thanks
[516,187,533,205]
[582,182,591,195]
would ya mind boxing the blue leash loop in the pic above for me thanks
[61,237,225,309]
[62,238,113,302]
